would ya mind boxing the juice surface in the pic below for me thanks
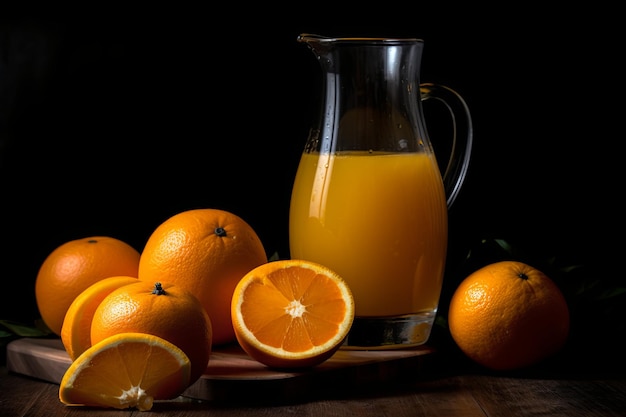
[289,151,448,317]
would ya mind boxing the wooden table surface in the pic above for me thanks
[2,348,626,417]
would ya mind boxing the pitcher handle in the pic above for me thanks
[420,83,473,209]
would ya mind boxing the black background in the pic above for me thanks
[1,5,622,367]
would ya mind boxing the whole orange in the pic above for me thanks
[448,261,570,371]
[35,236,141,336]
[138,208,268,346]
[90,280,212,384]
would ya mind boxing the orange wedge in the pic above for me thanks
[231,259,354,368]
[59,332,191,411]
[61,275,139,361]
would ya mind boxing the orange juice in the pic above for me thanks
[289,151,448,317]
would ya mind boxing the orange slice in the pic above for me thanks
[231,259,354,368]
[61,275,139,361]
[59,332,191,411]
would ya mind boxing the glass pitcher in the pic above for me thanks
[289,34,473,349]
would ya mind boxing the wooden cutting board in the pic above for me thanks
[6,337,435,402]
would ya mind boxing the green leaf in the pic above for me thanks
[0,319,52,337]
[492,238,514,255]
[593,286,626,302]
[268,251,281,262]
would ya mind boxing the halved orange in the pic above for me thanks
[59,332,191,411]
[231,259,354,368]
[61,275,139,361]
